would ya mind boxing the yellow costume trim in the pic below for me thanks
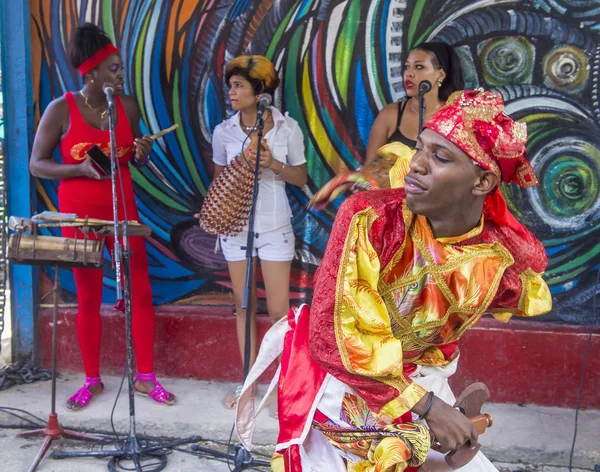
[270,452,284,472]
[490,311,514,323]
[333,207,389,376]
[382,142,415,188]
[491,268,552,322]
[519,268,552,316]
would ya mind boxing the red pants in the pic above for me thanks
[59,192,155,377]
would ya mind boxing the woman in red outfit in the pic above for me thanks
[29,24,175,410]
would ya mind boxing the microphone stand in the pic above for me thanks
[189,105,271,471]
[233,104,271,471]
[418,89,426,133]
[417,80,432,134]
[53,88,199,471]
[241,109,263,386]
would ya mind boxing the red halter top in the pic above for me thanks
[58,91,136,205]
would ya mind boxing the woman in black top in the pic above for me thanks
[364,42,464,167]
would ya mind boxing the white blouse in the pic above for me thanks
[211,107,306,233]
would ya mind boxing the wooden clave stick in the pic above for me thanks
[150,124,179,140]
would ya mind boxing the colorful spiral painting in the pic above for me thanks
[30,0,600,324]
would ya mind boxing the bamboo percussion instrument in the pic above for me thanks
[8,234,104,268]
[150,124,179,140]
[8,213,153,268]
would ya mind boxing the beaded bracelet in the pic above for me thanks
[131,154,150,168]
[418,391,435,420]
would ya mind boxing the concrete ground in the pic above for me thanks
[0,374,598,471]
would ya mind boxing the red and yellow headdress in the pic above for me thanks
[425,89,538,235]
[425,89,537,187]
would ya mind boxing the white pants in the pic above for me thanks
[220,225,295,261]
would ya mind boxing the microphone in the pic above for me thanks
[103,82,115,106]
[256,93,272,115]
[417,80,431,133]
[418,80,432,96]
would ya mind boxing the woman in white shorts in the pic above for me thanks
[210,55,307,409]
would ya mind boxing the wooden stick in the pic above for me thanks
[150,124,179,141]
[35,215,144,227]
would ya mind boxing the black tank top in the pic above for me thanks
[387,101,417,149]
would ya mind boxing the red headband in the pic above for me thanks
[77,44,120,77]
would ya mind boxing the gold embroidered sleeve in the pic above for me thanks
[491,268,552,322]
[334,207,426,417]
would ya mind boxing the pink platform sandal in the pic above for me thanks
[134,373,176,406]
[66,376,104,411]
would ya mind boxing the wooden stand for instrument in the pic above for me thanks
[19,262,103,472]
[8,219,148,472]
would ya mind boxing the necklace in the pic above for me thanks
[409,98,441,118]
[241,111,270,133]
[80,90,108,119]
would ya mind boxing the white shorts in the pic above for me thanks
[220,226,295,262]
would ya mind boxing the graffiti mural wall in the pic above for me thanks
[30,0,600,324]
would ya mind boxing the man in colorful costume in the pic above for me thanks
[235,89,552,471]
